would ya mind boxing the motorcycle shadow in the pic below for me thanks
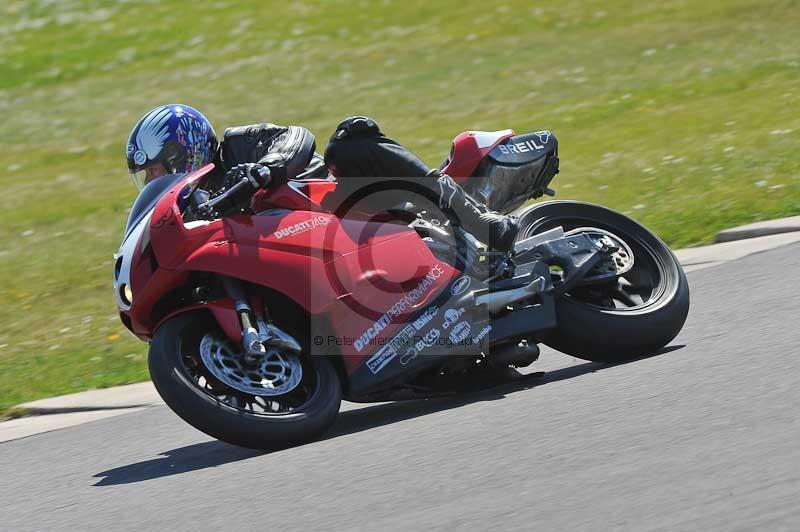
[331,344,684,438]
[93,345,683,487]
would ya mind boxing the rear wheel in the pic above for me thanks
[517,201,690,362]
[149,312,341,449]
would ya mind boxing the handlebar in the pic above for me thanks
[197,166,271,217]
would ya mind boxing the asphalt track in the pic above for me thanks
[2,243,799,532]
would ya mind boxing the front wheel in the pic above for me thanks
[149,312,342,449]
[516,201,690,362]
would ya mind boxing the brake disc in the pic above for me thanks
[199,334,303,396]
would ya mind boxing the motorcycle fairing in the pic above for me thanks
[441,130,516,181]
[317,243,463,373]
[345,262,563,395]
[251,178,337,213]
[114,168,212,318]
[127,170,473,382]
[345,273,493,395]
[465,130,560,214]
[147,176,414,304]
[120,162,562,393]
[151,298,242,343]
[487,130,557,165]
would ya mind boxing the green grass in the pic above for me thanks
[0,0,798,413]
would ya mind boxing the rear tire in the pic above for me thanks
[149,312,342,449]
[517,201,690,362]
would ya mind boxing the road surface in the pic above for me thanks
[2,243,799,532]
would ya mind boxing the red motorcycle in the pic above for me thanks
[114,128,689,449]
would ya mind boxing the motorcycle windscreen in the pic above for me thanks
[123,173,188,239]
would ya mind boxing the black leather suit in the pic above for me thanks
[211,116,515,249]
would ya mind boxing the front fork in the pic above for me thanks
[219,276,302,361]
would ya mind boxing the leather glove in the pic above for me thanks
[257,153,289,187]
[223,163,271,191]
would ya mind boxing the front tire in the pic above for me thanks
[149,312,342,449]
[517,201,690,362]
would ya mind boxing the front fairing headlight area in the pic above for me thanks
[114,212,153,312]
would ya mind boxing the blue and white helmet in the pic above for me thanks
[126,104,218,189]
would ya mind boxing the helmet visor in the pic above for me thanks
[129,162,168,190]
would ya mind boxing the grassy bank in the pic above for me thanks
[0,0,798,412]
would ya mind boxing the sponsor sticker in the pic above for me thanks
[412,305,438,330]
[448,321,471,343]
[442,307,465,329]
[273,215,332,240]
[415,328,441,352]
[496,133,550,155]
[366,344,397,374]
[451,276,471,296]
[473,325,492,344]
[365,324,418,374]
[399,347,418,365]
[534,130,551,144]
[354,264,444,352]
[391,325,417,352]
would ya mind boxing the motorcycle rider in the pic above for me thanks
[125,104,519,251]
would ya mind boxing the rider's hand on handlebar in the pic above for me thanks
[223,163,272,191]
[198,164,271,217]
[257,153,288,188]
